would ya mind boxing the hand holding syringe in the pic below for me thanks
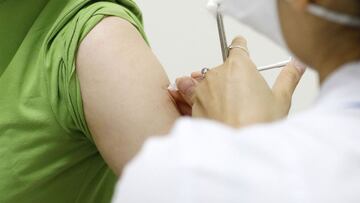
[168,59,291,91]
[212,2,290,70]
[168,1,291,91]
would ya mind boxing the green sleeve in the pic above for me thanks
[46,1,147,143]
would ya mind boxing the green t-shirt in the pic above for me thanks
[0,0,146,202]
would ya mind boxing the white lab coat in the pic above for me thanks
[112,61,360,203]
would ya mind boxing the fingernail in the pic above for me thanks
[292,58,307,75]
[177,79,196,96]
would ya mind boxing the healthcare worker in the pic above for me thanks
[112,0,360,202]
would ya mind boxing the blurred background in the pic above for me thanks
[135,0,319,113]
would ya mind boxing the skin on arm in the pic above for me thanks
[76,17,180,176]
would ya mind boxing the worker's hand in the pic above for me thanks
[169,72,203,116]
[172,36,306,127]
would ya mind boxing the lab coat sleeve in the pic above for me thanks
[112,118,306,203]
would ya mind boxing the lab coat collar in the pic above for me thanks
[315,60,360,110]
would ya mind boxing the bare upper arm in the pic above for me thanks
[76,17,180,176]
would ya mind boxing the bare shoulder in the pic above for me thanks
[76,16,179,175]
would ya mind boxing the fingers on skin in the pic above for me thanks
[192,71,218,111]
[169,72,205,116]
[176,76,199,105]
[272,59,306,104]
[178,102,192,116]
[168,89,192,116]
[168,89,182,102]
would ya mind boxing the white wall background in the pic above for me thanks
[135,0,320,113]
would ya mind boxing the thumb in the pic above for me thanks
[272,58,306,104]
[176,76,199,105]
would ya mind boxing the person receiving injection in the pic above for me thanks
[112,0,360,202]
